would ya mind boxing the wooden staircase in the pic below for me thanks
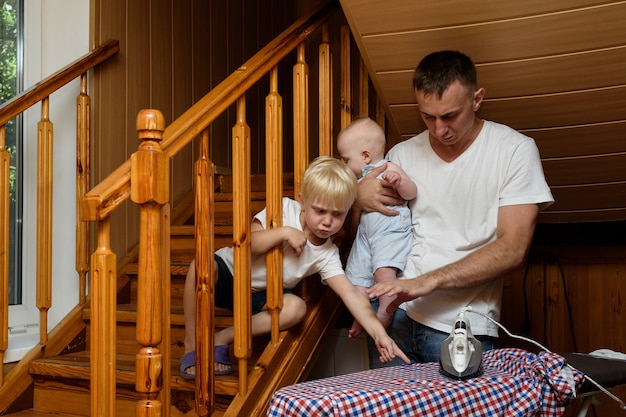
[5,172,346,416]
[1,2,373,414]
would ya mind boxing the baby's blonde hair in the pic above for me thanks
[300,156,357,212]
[337,116,387,161]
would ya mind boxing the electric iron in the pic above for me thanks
[439,309,483,380]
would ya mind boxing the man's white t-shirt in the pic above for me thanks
[387,120,554,337]
[215,197,344,292]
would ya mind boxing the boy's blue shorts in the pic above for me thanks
[214,254,292,315]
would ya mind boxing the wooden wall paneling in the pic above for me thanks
[544,257,575,352]
[152,0,187,208]
[549,183,626,212]
[478,48,626,99]
[542,154,626,186]
[387,105,423,136]
[187,0,212,211]
[501,244,626,415]
[340,0,613,35]
[192,0,212,102]
[480,87,626,130]
[208,1,231,169]
[243,0,263,173]
[360,3,626,72]
[125,0,152,254]
[539,208,626,223]
[527,122,626,159]
[229,0,246,173]
[171,0,194,207]
[378,46,626,105]
[499,258,547,351]
[93,0,131,256]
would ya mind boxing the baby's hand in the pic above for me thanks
[381,170,401,186]
[283,227,307,256]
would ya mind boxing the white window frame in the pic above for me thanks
[6,0,89,363]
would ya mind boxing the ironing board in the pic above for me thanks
[268,348,584,417]
[561,352,626,417]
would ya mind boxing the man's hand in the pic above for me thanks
[367,277,436,314]
[356,163,403,216]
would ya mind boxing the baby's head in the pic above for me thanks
[336,117,387,178]
[299,156,357,240]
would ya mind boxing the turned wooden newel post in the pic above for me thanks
[131,109,169,417]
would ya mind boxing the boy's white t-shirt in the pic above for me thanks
[387,120,554,337]
[215,197,344,292]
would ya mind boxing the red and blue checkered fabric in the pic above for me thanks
[267,348,583,417]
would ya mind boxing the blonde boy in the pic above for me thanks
[180,156,409,378]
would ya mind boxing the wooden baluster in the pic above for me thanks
[266,67,284,345]
[293,42,309,299]
[194,129,214,416]
[158,203,171,416]
[0,124,8,379]
[232,97,251,394]
[340,25,352,129]
[359,58,369,118]
[76,73,91,305]
[293,42,309,195]
[319,23,333,157]
[131,109,169,417]
[90,217,117,417]
[37,97,53,345]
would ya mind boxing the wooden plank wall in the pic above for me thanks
[500,223,626,416]
[90,0,298,256]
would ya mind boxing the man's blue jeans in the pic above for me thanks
[367,299,495,368]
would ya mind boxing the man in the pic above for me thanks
[357,50,554,365]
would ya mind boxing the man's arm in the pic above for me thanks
[367,203,539,308]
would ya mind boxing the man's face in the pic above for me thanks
[415,80,484,147]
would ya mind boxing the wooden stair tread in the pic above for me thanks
[29,350,242,396]
[5,410,85,417]
[83,303,234,327]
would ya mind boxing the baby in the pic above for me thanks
[337,117,417,338]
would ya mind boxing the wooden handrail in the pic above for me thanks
[0,39,119,395]
[81,1,337,222]
[0,39,119,126]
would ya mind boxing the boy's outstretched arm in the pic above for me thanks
[325,274,410,364]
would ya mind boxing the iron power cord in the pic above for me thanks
[460,306,626,411]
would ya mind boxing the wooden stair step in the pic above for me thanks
[83,304,234,328]
[29,350,241,396]
[3,410,84,417]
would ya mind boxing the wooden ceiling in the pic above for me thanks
[339,0,626,223]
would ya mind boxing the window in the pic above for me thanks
[1,0,23,306]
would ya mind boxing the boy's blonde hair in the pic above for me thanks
[300,156,357,212]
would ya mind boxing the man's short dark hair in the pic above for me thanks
[412,50,477,98]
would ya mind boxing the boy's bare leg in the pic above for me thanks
[183,259,232,374]
[373,267,398,329]
[183,259,197,355]
[211,293,307,373]
[348,285,370,339]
